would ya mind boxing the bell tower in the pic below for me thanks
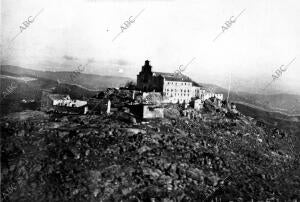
[142,60,152,73]
[137,60,153,91]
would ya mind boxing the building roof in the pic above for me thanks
[72,100,87,107]
[153,72,193,82]
[48,94,70,101]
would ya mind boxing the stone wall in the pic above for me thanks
[143,105,164,119]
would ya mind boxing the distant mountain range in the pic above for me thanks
[198,82,300,116]
[1,64,299,118]
[1,65,132,91]
[198,82,300,137]
[0,65,133,115]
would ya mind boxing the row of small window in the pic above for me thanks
[165,89,190,92]
[166,93,189,97]
[178,99,189,102]
[166,81,191,86]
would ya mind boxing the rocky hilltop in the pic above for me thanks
[1,98,300,201]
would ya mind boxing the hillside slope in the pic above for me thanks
[0,76,99,116]
[1,65,132,90]
[198,82,300,115]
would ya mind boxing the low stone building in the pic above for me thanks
[41,92,88,114]
[128,103,164,119]
[202,92,223,102]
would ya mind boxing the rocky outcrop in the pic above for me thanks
[1,108,299,201]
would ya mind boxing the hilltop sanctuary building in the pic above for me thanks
[137,60,217,103]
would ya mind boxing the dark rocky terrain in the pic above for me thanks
[1,101,300,201]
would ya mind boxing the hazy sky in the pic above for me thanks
[1,0,300,94]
